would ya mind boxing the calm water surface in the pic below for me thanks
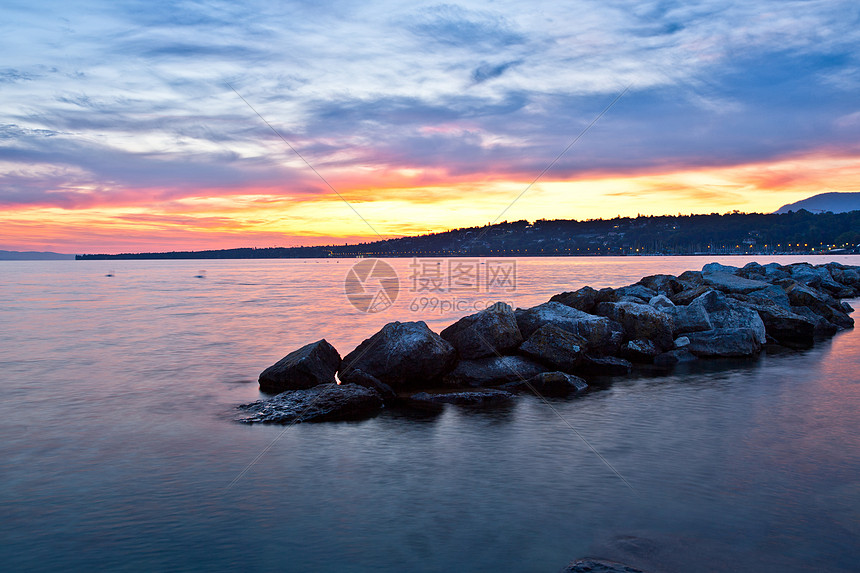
[1,256,858,572]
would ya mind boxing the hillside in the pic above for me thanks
[0,250,74,260]
[775,192,860,214]
[77,210,860,260]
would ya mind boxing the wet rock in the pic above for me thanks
[561,558,645,573]
[783,282,854,329]
[409,389,513,406]
[440,302,522,359]
[654,348,697,366]
[686,328,762,357]
[340,321,456,390]
[594,301,674,351]
[258,339,341,393]
[238,383,383,424]
[790,305,840,337]
[501,371,588,396]
[345,368,397,401]
[550,285,598,313]
[518,324,587,372]
[620,338,662,363]
[747,302,816,348]
[515,302,622,354]
[443,355,547,387]
[579,354,633,375]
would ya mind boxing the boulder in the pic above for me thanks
[686,328,762,357]
[648,294,675,310]
[340,321,456,390]
[614,284,657,303]
[443,355,547,387]
[654,348,697,366]
[501,371,588,396]
[703,272,771,294]
[670,285,710,306]
[594,301,674,351]
[667,303,712,335]
[744,285,791,310]
[747,303,816,348]
[579,354,633,375]
[674,336,690,347]
[238,383,383,424]
[258,339,341,393]
[737,261,766,280]
[440,302,522,359]
[620,338,662,363]
[762,262,790,280]
[702,262,739,275]
[518,324,587,372]
[676,270,704,287]
[782,282,854,329]
[409,389,513,406]
[689,290,767,344]
[345,368,397,401]
[791,306,840,337]
[515,302,622,354]
[550,285,598,313]
[637,274,684,296]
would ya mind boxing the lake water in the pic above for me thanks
[1,256,858,572]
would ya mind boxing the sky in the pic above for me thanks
[1,0,859,253]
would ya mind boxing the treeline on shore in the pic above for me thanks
[77,209,860,260]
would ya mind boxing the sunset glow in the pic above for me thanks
[2,1,858,253]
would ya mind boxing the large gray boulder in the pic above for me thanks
[702,262,739,275]
[689,290,767,344]
[667,303,712,335]
[614,284,657,303]
[340,321,456,390]
[670,285,710,306]
[518,324,587,372]
[238,383,383,424]
[744,285,791,310]
[443,355,547,387]
[621,338,663,363]
[500,371,588,396]
[703,272,771,294]
[637,274,684,297]
[594,301,674,351]
[515,302,622,355]
[791,306,840,337]
[747,303,816,348]
[686,328,762,357]
[258,339,341,393]
[440,302,522,359]
[782,281,854,329]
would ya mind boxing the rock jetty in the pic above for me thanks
[238,261,857,424]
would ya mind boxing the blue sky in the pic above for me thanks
[1,0,859,251]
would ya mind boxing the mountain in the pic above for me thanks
[0,250,75,260]
[775,192,860,214]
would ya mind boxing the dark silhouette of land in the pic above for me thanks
[1,250,74,260]
[77,209,860,260]
[775,191,860,214]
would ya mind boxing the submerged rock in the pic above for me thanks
[258,339,341,393]
[443,355,547,387]
[440,302,522,359]
[238,383,383,424]
[340,321,456,390]
[561,558,645,573]
[579,354,633,375]
[409,389,514,406]
[501,371,588,396]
